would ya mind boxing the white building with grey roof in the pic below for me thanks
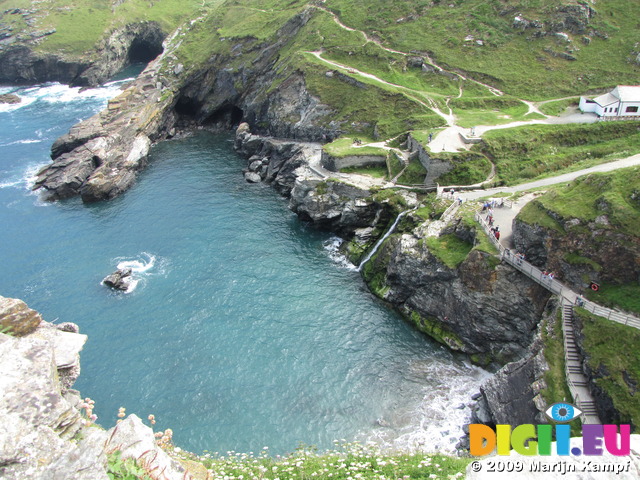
[579,85,640,119]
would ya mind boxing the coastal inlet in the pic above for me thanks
[0,83,488,455]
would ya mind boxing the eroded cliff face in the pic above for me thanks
[172,9,339,142]
[469,298,560,433]
[0,15,165,87]
[34,8,342,203]
[0,295,192,480]
[513,202,640,291]
[362,221,552,367]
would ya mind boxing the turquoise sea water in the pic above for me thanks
[0,80,489,455]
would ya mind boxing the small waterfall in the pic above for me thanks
[358,209,413,272]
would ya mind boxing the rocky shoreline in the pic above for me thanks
[0,295,192,480]
[231,124,563,434]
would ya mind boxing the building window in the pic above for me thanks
[626,106,639,113]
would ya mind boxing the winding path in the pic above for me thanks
[307,51,454,125]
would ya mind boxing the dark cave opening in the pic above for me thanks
[128,37,164,64]
[174,96,202,117]
[204,104,245,128]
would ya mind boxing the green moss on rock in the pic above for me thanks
[407,310,464,351]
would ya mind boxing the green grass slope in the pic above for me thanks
[576,308,640,429]
[325,0,640,99]
[481,122,640,185]
[0,0,213,56]
[5,0,640,142]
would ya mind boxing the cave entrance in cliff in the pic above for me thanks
[204,104,244,129]
[174,96,201,118]
[128,37,164,64]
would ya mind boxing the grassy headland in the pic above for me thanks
[525,166,640,237]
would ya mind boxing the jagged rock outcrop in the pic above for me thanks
[363,220,552,366]
[102,267,133,291]
[104,415,192,480]
[0,296,99,479]
[0,295,43,336]
[511,3,596,36]
[33,47,177,202]
[0,296,193,480]
[290,178,385,236]
[0,93,21,104]
[235,125,415,238]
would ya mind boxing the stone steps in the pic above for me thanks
[562,301,601,424]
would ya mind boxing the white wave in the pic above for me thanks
[40,82,126,104]
[0,162,48,191]
[0,138,43,147]
[117,253,156,274]
[0,179,21,189]
[0,79,131,113]
[323,236,358,271]
[365,359,492,454]
[107,252,165,294]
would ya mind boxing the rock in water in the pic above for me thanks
[0,93,21,104]
[244,171,262,183]
[102,268,132,291]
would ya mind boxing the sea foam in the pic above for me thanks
[106,252,166,293]
[323,236,358,271]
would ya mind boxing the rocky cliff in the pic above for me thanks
[469,297,560,431]
[0,4,166,87]
[363,225,552,366]
[512,173,640,295]
[33,8,346,203]
[233,127,553,367]
[33,46,177,201]
[0,295,192,480]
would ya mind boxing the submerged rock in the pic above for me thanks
[102,267,132,291]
